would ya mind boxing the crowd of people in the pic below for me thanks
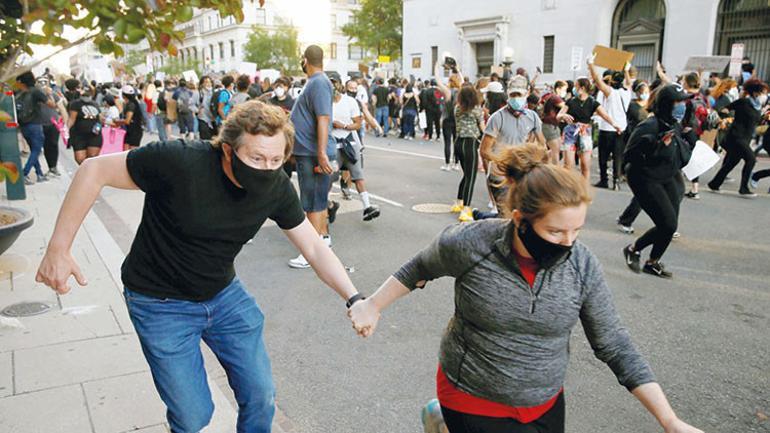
[19,41,768,433]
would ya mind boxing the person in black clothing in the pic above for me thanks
[267,77,295,113]
[371,78,390,136]
[67,84,102,165]
[36,101,363,433]
[424,79,443,142]
[623,84,692,279]
[616,80,651,234]
[16,71,57,185]
[116,85,144,151]
[707,79,768,197]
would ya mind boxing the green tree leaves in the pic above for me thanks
[242,23,301,75]
[342,0,402,59]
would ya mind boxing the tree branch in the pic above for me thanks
[0,33,98,83]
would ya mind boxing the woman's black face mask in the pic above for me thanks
[517,219,573,268]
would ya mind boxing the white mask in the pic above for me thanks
[274,87,286,98]
[758,94,768,106]
[728,87,739,101]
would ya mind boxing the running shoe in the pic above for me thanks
[288,254,310,269]
[37,174,49,183]
[363,205,380,221]
[617,223,634,234]
[458,207,474,223]
[421,399,447,433]
[643,261,673,279]
[623,244,641,273]
[24,175,34,186]
[593,181,609,189]
[749,177,758,189]
[684,191,700,200]
[451,164,460,171]
[440,164,450,171]
[450,201,463,213]
[672,232,681,239]
[738,189,757,198]
[47,167,61,177]
[341,188,353,200]
[706,181,721,193]
[327,200,340,224]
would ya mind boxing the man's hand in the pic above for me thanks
[558,113,575,124]
[317,153,333,174]
[36,250,88,295]
[347,298,381,338]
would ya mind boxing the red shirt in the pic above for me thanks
[435,249,562,422]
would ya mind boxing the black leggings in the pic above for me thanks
[597,130,623,185]
[709,138,756,192]
[456,137,479,206]
[426,111,441,139]
[42,124,59,170]
[441,393,565,433]
[443,119,457,164]
[628,174,683,261]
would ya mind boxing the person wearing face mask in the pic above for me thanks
[268,77,295,113]
[66,83,103,165]
[35,100,364,433]
[197,75,217,140]
[623,84,693,278]
[707,79,769,197]
[557,76,622,181]
[349,143,704,433]
[540,80,571,164]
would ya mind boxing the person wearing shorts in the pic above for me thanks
[331,76,380,222]
[288,45,337,269]
[557,76,622,181]
[66,85,102,165]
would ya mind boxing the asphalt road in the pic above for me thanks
[98,133,770,433]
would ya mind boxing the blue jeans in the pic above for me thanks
[124,278,275,433]
[156,113,168,141]
[401,108,417,137]
[375,106,389,135]
[21,123,44,177]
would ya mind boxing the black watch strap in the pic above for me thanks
[346,293,365,308]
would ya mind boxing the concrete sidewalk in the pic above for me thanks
[0,152,288,432]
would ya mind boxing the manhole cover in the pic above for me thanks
[412,203,453,214]
[1,302,51,317]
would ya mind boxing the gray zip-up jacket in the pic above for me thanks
[393,219,655,407]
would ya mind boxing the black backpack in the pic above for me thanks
[156,89,167,112]
[210,89,225,118]
[16,91,38,124]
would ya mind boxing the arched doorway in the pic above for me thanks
[714,0,770,81]
[611,0,666,81]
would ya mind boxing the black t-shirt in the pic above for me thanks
[403,92,418,111]
[67,98,100,136]
[725,98,762,143]
[373,85,390,108]
[269,95,295,113]
[123,100,143,134]
[566,96,601,124]
[122,140,306,301]
[18,88,48,125]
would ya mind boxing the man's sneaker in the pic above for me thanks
[593,181,609,189]
[617,223,634,234]
[24,175,34,186]
[440,164,450,171]
[363,205,380,221]
[623,244,641,273]
[458,207,474,223]
[421,399,447,433]
[739,189,757,198]
[47,167,61,177]
[684,191,700,200]
[749,177,759,189]
[643,261,673,279]
[327,200,340,224]
[450,201,463,213]
[707,181,721,193]
[341,188,353,200]
[451,163,460,171]
[672,232,681,239]
[288,254,311,269]
[37,174,49,183]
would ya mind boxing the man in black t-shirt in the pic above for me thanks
[36,101,364,433]
[371,78,390,136]
[16,71,57,185]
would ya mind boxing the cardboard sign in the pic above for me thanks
[236,61,258,76]
[683,56,730,72]
[592,45,634,71]
[490,65,504,77]
[570,46,584,71]
[182,70,199,84]
[729,43,744,77]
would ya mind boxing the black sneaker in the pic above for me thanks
[327,200,340,224]
[363,205,380,221]
[623,245,641,273]
[738,189,757,198]
[593,181,609,189]
[684,191,700,200]
[707,182,721,193]
[643,261,673,279]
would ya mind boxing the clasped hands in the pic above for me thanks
[347,298,381,338]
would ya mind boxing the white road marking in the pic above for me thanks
[331,185,404,208]
[365,144,444,161]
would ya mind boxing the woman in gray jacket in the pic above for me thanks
[348,144,702,433]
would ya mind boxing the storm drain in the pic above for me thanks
[1,302,51,317]
[411,203,453,214]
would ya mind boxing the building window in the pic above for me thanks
[611,0,666,81]
[543,35,554,73]
[714,0,770,80]
[431,46,438,71]
[349,45,364,60]
[412,57,422,68]
[180,50,185,63]
[330,43,337,60]
[230,40,235,58]
[209,44,214,61]
[208,16,212,31]
[219,42,224,59]
[255,8,266,25]
[330,14,337,30]
[193,47,198,60]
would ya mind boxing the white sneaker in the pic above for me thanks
[288,254,310,269]
[440,164,450,171]
[451,163,460,171]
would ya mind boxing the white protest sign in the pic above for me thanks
[155,71,166,81]
[133,64,148,76]
[89,58,114,83]
[570,47,583,71]
[258,69,280,82]
[683,56,730,72]
[236,61,258,76]
[729,43,744,78]
[182,70,199,83]
[682,141,720,181]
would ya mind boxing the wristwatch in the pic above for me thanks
[346,293,365,308]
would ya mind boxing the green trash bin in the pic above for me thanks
[0,90,26,200]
